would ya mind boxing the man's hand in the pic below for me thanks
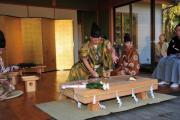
[112,55,119,64]
[91,71,99,78]
[161,51,167,57]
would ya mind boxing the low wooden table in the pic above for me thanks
[60,75,158,111]
[19,66,46,75]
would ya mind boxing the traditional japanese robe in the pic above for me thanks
[0,56,5,73]
[113,47,140,76]
[0,56,16,73]
[68,39,113,81]
[153,36,180,83]
[0,56,16,99]
[167,36,180,55]
[155,42,168,62]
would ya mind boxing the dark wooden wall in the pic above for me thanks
[0,0,98,11]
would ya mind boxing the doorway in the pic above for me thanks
[55,20,74,70]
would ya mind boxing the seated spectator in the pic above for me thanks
[0,30,19,100]
[153,23,180,88]
[155,33,168,63]
[112,33,140,76]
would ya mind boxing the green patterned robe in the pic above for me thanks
[68,39,113,81]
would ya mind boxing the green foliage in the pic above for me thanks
[162,3,180,41]
[86,82,103,89]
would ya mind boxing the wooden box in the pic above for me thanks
[60,75,158,111]
[22,76,39,92]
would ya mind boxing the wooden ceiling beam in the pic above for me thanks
[142,0,170,4]
[109,0,141,8]
[0,0,98,11]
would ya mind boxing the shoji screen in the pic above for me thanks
[55,20,74,70]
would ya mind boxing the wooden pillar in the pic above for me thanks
[150,0,155,68]
[129,3,133,36]
[108,7,115,43]
[96,0,100,24]
[52,0,56,18]
[121,13,124,43]
[129,4,135,46]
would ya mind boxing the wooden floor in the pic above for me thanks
[0,71,180,120]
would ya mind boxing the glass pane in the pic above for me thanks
[115,1,152,64]
[115,13,122,44]
[115,5,130,56]
[131,1,151,64]
[115,5,130,45]
[123,13,130,34]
